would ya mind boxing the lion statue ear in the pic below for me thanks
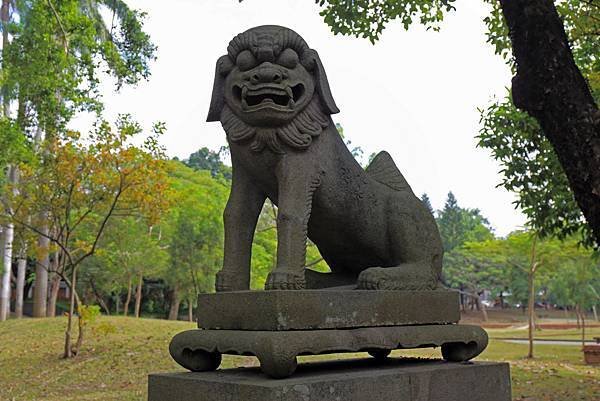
[302,49,340,115]
[207,55,234,122]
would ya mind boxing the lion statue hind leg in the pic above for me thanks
[357,262,440,291]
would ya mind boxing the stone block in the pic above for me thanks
[148,359,511,401]
[196,290,459,331]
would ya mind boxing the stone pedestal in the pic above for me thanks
[148,359,511,401]
[196,290,460,330]
[169,290,487,379]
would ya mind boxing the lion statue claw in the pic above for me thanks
[207,25,443,291]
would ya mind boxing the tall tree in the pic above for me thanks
[1,0,156,317]
[436,192,494,252]
[420,193,434,215]
[312,0,600,246]
[498,0,599,247]
[184,147,232,180]
[479,0,599,248]
[161,161,228,319]
[6,116,169,357]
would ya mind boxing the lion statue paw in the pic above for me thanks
[357,266,438,291]
[265,271,306,290]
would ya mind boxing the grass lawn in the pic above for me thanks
[0,317,598,400]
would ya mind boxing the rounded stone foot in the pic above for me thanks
[368,349,391,361]
[178,348,222,372]
[258,353,298,379]
[441,341,481,362]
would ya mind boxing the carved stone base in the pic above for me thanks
[169,324,488,379]
[197,289,460,330]
[149,359,511,401]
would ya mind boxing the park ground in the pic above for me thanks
[0,315,599,401]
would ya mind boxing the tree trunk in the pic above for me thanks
[47,274,61,318]
[134,272,143,318]
[115,293,120,315]
[188,298,194,323]
[1,0,10,116]
[64,266,78,358]
[15,247,26,318]
[47,251,61,317]
[0,166,18,321]
[527,270,536,358]
[74,313,84,356]
[123,275,132,317]
[89,278,109,315]
[579,304,586,349]
[527,235,538,359]
[0,221,13,321]
[478,298,488,322]
[593,305,599,322]
[0,0,11,321]
[33,228,50,317]
[168,286,180,321]
[500,0,600,246]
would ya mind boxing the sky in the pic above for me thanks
[71,0,527,236]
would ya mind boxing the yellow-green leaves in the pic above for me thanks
[316,0,457,43]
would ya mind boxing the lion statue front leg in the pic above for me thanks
[216,162,266,292]
[265,158,322,290]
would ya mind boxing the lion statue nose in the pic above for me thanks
[250,64,283,84]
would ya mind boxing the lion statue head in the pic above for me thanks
[207,25,339,153]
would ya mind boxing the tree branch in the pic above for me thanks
[46,0,69,53]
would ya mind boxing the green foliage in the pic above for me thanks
[316,0,457,43]
[83,215,168,299]
[482,0,600,80]
[477,96,594,247]
[420,192,433,214]
[184,146,232,180]
[2,0,156,135]
[444,231,599,309]
[477,2,600,248]
[8,115,170,267]
[0,118,31,187]
[436,192,494,252]
[161,160,229,298]
[478,1,600,247]
[78,303,101,326]
[546,246,600,310]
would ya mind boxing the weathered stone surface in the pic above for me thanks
[208,25,444,292]
[169,324,488,378]
[197,290,459,330]
[148,359,511,401]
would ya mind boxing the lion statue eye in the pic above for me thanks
[277,48,299,69]
[236,50,257,72]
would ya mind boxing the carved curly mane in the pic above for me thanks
[220,99,329,153]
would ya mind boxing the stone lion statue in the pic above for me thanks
[207,25,443,291]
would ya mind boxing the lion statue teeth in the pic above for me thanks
[207,25,443,292]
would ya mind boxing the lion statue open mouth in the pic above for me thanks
[207,25,443,291]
